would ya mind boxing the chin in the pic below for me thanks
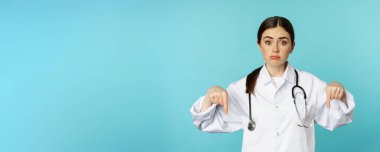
[266,60,287,67]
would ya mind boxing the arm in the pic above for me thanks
[315,81,356,131]
[190,85,243,133]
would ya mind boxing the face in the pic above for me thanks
[258,26,294,68]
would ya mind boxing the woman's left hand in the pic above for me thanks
[325,82,347,109]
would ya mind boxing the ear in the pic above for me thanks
[257,41,263,53]
[290,42,295,54]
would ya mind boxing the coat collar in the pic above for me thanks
[258,62,296,86]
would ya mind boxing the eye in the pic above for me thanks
[281,40,287,45]
[265,41,272,45]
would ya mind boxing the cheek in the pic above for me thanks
[280,46,292,54]
[261,48,271,57]
[261,45,272,53]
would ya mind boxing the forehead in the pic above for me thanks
[262,26,290,39]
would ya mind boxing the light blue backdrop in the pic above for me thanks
[0,0,379,151]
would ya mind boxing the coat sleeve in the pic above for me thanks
[189,84,243,133]
[313,77,355,131]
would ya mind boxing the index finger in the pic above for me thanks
[326,87,331,109]
[222,91,228,114]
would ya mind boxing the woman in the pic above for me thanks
[190,16,355,152]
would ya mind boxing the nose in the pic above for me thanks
[272,43,280,53]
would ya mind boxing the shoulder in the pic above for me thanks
[296,68,327,88]
[228,76,247,92]
[225,76,248,100]
[297,69,316,80]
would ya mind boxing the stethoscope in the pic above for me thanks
[247,69,307,131]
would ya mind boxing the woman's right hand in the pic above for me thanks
[201,86,229,114]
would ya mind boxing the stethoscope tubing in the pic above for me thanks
[247,69,307,131]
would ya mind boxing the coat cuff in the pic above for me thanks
[337,90,355,114]
[190,96,217,120]
[330,90,355,120]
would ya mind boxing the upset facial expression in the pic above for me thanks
[258,26,294,68]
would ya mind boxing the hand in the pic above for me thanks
[206,86,228,114]
[325,81,347,109]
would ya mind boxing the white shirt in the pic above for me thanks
[190,63,355,152]
[271,77,283,89]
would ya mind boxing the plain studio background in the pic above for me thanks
[0,0,379,151]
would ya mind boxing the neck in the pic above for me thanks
[265,62,287,77]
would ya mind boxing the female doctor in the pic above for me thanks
[190,16,355,152]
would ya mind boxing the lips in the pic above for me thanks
[270,56,281,60]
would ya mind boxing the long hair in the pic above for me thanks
[245,66,262,95]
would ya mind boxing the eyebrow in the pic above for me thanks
[278,37,290,40]
[263,36,273,39]
[263,36,290,40]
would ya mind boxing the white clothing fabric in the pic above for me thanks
[190,63,355,152]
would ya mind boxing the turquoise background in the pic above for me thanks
[0,0,379,151]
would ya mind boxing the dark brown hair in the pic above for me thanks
[245,16,295,95]
[257,16,295,46]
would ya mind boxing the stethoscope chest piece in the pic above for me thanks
[248,120,256,131]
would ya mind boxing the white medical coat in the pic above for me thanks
[190,63,355,152]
